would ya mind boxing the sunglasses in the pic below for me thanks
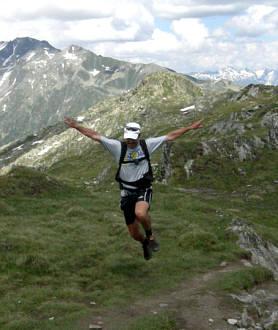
[125,126,140,132]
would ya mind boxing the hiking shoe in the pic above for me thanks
[142,239,152,260]
[148,236,160,252]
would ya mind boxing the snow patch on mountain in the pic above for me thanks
[32,140,44,145]
[26,52,36,61]
[190,67,278,86]
[0,71,11,88]
[63,51,78,61]
[0,91,12,102]
[44,49,55,59]
[180,105,195,113]
[91,69,100,77]
[0,42,8,51]
[38,145,53,156]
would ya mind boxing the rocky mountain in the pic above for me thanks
[0,38,277,189]
[0,71,204,174]
[0,37,169,147]
[190,67,278,86]
[0,71,277,189]
[0,37,59,70]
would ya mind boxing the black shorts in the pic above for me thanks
[120,187,152,225]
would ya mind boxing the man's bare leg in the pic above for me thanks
[127,220,145,243]
[127,219,152,260]
[135,201,160,252]
[135,201,151,231]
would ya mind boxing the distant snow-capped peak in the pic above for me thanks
[190,67,278,86]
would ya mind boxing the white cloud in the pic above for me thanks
[0,0,154,46]
[226,5,277,37]
[64,18,140,42]
[0,18,64,45]
[62,3,154,44]
[151,0,244,19]
[1,0,278,73]
[110,3,154,41]
[0,0,114,20]
[171,18,208,48]
[92,29,180,59]
[142,29,180,53]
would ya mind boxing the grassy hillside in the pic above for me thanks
[0,160,277,329]
[0,73,278,328]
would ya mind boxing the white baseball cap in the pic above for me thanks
[124,122,141,139]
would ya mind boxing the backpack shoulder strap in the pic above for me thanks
[140,139,150,161]
[119,141,127,165]
[115,141,127,182]
[140,139,153,177]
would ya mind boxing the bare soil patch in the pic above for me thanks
[79,262,255,329]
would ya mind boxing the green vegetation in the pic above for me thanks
[211,266,274,293]
[126,311,177,330]
[1,74,278,328]
[272,321,278,330]
[0,161,277,328]
[170,146,278,191]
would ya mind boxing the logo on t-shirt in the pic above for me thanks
[125,149,144,162]
[131,152,139,159]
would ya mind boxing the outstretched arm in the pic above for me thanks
[65,117,101,142]
[166,119,203,141]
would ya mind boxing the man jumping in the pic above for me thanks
[65,117,203,260]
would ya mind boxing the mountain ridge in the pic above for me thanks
[190,67,278,86]
[0,37,170,147]
[1,72,277,190]
[0,71,204,175]
[0,37,59,70]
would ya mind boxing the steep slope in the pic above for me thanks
[0,38,169,147]
[166,83,278,191]
[0,71,203,175]
[1,71,278,193]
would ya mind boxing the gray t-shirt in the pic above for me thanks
[100,136,166,190]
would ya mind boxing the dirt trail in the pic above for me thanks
[78,189,278,329]
[79,262,251,330]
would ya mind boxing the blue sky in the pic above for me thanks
[1,0,278,73]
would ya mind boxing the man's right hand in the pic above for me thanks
[65,116,77,128]
[64,116,101,142]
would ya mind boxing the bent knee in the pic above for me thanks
[135,210,146,221]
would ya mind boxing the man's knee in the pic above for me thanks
[135,201,149,221]
[135,209,147,221]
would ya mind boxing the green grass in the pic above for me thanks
[0,165,277,329]
[125,311,177,330]
[169,145,278,192]
[2,70,278,329]
[211,267,274,293]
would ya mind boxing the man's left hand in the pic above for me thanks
[189,119,203,130]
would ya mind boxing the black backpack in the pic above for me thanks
[115,139,153,189]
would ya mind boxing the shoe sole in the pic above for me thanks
[149,242,160,252]
[144,251,152,260]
